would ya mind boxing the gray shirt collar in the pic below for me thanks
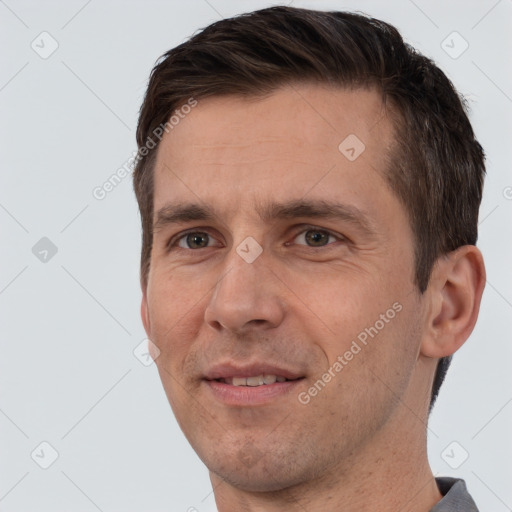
[430,477,479,511]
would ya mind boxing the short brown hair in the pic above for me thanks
[133,6,485,411]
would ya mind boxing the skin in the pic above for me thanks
[141,83,486,511]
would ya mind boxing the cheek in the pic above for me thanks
[292,267,418,411]
[345,301,421,401]
[309,303,420,431]
[146,270,209,363]
[278,264,396,352]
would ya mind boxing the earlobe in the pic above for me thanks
[421,245,486,359]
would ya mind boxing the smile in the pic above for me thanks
[216,374,292,386]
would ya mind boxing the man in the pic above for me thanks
[133,6,486,511]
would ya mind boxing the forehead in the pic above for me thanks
[160,84,391,154]
[152,84,397,222]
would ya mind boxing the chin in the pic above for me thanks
[201,442,319,493]
[210,464,304,493]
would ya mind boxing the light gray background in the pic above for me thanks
[1,0,511,510]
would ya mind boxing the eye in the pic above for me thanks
[171,231,219,250]
[168,226,345,252]
[291,227,344,248]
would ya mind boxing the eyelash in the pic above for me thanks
[167,225,346,251]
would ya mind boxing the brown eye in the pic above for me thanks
[293,228,339,247]
[304,230,331,247]
[179,232,211,249]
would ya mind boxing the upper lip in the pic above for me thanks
[204,362,305,381]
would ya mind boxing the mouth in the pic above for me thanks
[214,374,298,386]
[203,363,305,406]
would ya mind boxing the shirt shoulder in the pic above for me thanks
[430,477,479,512]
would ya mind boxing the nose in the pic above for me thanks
[204,248,286,335]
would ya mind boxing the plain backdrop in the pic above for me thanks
[1,0,511,510]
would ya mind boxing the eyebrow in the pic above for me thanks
[153,199,376,235]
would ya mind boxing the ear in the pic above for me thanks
[420,245,486,359]
[141,280,152,340]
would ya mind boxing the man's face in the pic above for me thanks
[142,84,428,491]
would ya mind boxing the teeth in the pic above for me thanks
[247,375,264,386]
[263,374,277,385]
[228,374,287,386]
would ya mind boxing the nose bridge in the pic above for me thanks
[204,243,284,333]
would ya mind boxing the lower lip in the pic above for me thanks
[204,379,303,406]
